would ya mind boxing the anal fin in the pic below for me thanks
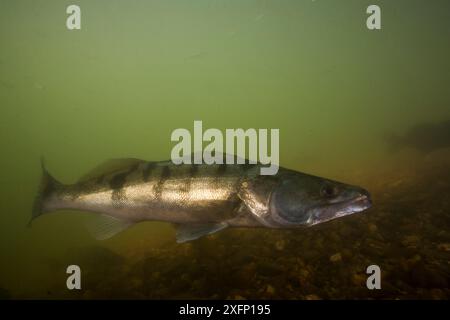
[175,222,228,243]
[87,215,133,240]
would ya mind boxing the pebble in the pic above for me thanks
[266,285,275,295]
[437,243,450,251]
[305,294,321,300]
[410,265,448,288]
[275,239,285,251]
[402,235,420,247]
[352,274,366,286]
[329,253,342,263]
[368,223,378,233]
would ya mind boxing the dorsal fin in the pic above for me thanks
[78,158,147,182]
[174,151,249,164]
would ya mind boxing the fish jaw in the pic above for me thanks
[309,192,372,226]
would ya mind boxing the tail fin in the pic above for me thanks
[30,158,62,225]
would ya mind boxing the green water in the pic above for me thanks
[0,0,449,299]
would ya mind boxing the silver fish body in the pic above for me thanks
[32,158,372,242]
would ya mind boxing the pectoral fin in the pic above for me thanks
[175,222,228,243]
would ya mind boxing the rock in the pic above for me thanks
[258,262,282,276]
[402,235,420,248]
[315,237,324,249]
[83,289,95,299]
[305,294,321,300]
[275,239,285,251]
[339,225,352,237]
[368,223,378,233]
[181,243,194,256]
[410,265,448,288]
[437,243,450,251]
[130,277,143,289]
[234,266,256,288]
[266,285,275,295]
[342,249,352,259]
[430,289,446,300]
[298,269,310,286]
[351,274,366,286]
[329,253,342,263]
[299,269,310,279]
[329,232,340,242]
[234,295,246,300]
[407,254,422,265]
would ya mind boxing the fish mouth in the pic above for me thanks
[310,194,372,225]
[351,194,372,208]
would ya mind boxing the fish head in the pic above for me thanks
[269,173,372,227]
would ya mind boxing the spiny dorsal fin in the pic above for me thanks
[78,158,147,182]
[175,223,228,243]
[174,152,249,164]
[86,215,134,240]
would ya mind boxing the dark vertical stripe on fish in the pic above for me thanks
[241,163,256,171]
[181,164,198,194]
[142,162,156,182]
[109,172,128,191]
[154,165,171,199]
[95,175,105,184]
[216,164,228,176]
[110,163,139,202]
[189,163,199,177]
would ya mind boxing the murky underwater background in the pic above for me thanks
[0,0,449,299]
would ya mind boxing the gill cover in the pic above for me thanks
[269,178,315,226]
[237,173,281,227]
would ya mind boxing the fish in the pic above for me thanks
[385,119,450,153]
[31,155,372,243]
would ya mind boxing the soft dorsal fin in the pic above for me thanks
[175,222,228,243]
[78,158,147,182]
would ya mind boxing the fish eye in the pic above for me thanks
[321,184,337,197]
